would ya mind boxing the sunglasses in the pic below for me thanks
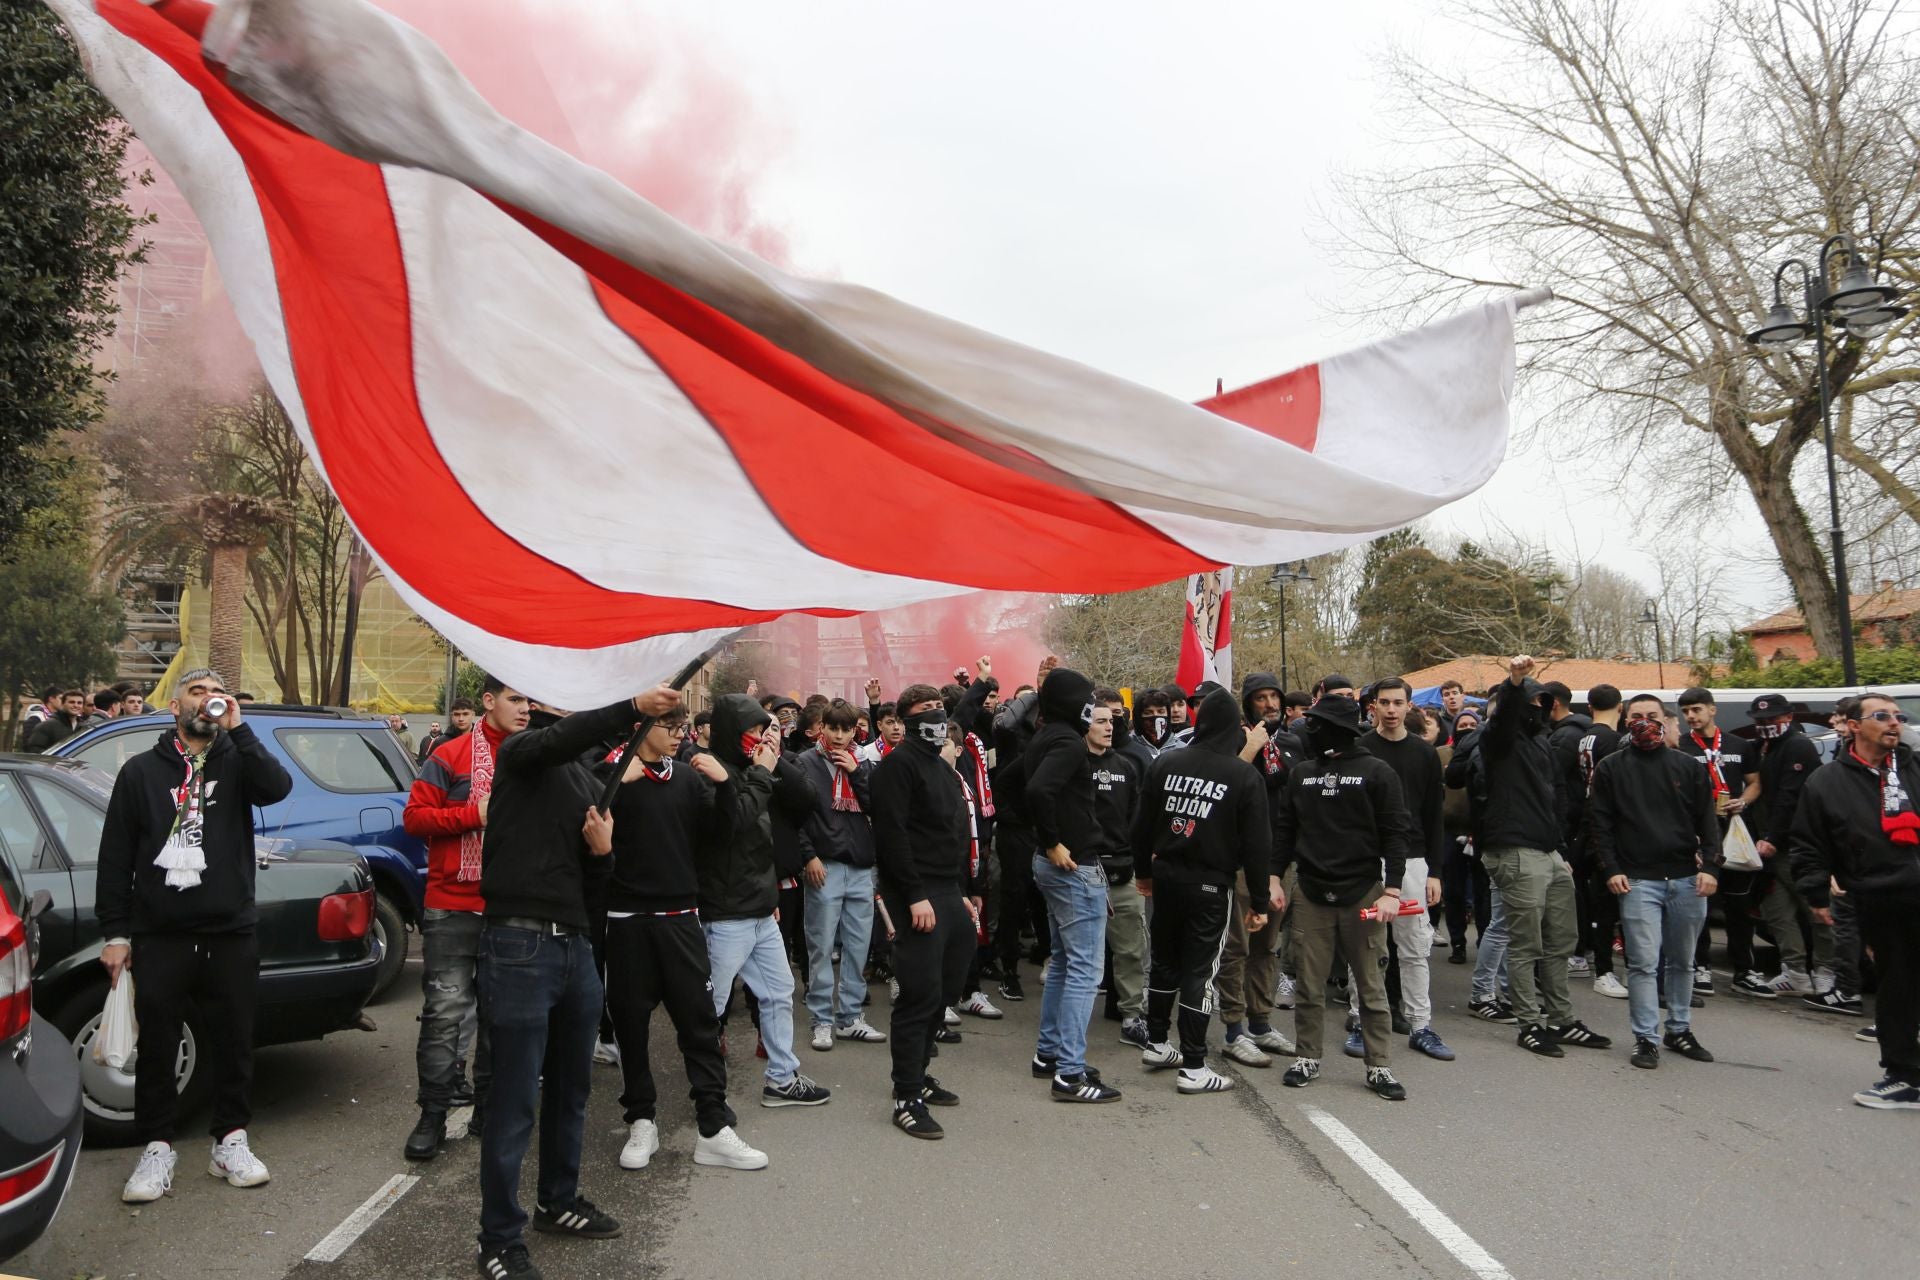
[1861,710,1910,724]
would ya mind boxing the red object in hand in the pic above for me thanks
[1359,899,1430,922]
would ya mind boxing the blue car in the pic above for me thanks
[53,706,426,1000]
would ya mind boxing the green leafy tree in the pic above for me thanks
[0,543,125,747]
[1,0,149,546]
[1353,539,1572,672]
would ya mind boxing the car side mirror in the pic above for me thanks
[27,889,52,920]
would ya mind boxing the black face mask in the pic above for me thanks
[1111,716,1132,748]
[1142,715,1169,747]
[905,708,948,748]
[1304,721,1352,758]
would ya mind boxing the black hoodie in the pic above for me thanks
[96,723,295,937]
[1275,732,1411,907]
[1130,687,1269,890]
[870,729,972,902]
[1587,743,1719,881]
[604,750,717,914]
[480,700,638,928]
[694,694,780,921]
[1471,677,1562,851]
[1753,723,1822,851]
[1024,667,1105,865]
[1547,711,1594,849]
[1239,670,1304,830]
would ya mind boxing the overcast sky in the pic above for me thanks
[530,1,1791,623]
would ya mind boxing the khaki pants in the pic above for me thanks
[1105,878,1147,1020]
[1216,871,1282,1026]
[1482,845,1576,1026]
[1290,886,1391,1067]
[1760,864,1835,974]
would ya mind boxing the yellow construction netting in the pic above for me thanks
[152,578,448,712]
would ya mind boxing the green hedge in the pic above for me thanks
[1719,645,1920,689]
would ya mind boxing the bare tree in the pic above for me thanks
[1566,562,1654,658]
[1338,0,1920,662]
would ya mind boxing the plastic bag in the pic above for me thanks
[93,972,137,1070]
[1722,815,1764,873]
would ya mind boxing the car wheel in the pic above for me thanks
[370,890,409,1001]
[54,982,212,1147]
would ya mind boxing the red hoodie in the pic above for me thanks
[404,719,510,911]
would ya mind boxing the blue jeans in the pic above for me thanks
[476,926,601,1252]
[1469,882,1511,1003]
[1033,855,1108,1077]
[1618,876,1710,1041]
[705,916,800,1085]
[804,862,875,1028]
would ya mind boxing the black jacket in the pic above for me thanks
[990,687,1042,828]
[766,749,825,880]
[1547,712,1593,849]
[1790,746,1920,907]
[1023,667,1104,864]
[1275,740,1411,907]
[1587,745,1720,881]
[1753,726,1822,851]
[481,700,636,928]
[694,694,780,921]
[24,710,85,754]
[793,745,877,868]
[97,724,295,937]
[1471,677,1562,851]
[871,735,971,902]
[604,755,715,914]
[1130,688,1269,891]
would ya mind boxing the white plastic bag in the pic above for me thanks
[93,972,137,1070]
[1722,815,1764,873]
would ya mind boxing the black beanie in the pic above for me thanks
[1038,667,1097,735]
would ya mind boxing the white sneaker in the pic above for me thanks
[1567,954,1592,974]
[123,1142,176,1203]
[835,1018,887,1043]
[809,1024,834,1052]
[1223,1036,1272,1068]
[1769,967,1816,996]
[1813,966,1837,995]
[1250,1027,1297,1054]
[958,991,1004,1019]
[693,1125,768,1171]
[1593,973,1629,999]
[1140,1041,1183,1070]
[619,1119,660,1170]
[943,1006,961,1026]
[591,1039,621,1066]
[1273,974,1297,1009]
[1177,1065,1235,1094]
[209,1129,271,1188]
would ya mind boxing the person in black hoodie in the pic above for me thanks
[1132,686,1277,1095]
[99,667,293,1205]
[473,684,678,1275]
[1476,656,1579,1057]
[1273,694,1412,1100]
[600,708,752,1175]
[1791,692,1920,1109]
[1745,693,1843,1007]
[697,695,830,1115]
[794,699,888,1048]
[990,657,1054,1000]
[1215,671,1299,1066]
[1090,690,1147,1044]
[871,683,977,1138]
[1024,666,1123,1103]
[1591,694,1717,1070]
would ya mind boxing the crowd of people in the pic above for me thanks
[78,653,1920,1280]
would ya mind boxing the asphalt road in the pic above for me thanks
[14,934,1913,1280]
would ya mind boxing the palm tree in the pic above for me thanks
[191,492,281,682]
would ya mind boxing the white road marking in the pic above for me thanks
[1300,1105,1513,1280]
[304,1173,421,1263]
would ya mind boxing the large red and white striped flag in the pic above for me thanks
[1175,570,1233,695]
[52,0,1538,706]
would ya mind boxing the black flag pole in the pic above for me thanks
[596,634,736,815]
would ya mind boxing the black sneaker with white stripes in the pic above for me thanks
[477,1243,541,1279]
[1030,1053,1058,1079]
[893,1098,945,1139]
[532,1197,621,1239]
[1516,1023,1564,1058]
[1548,1020,1612,1050]
[1051,1071,1121,1103]
[920,1076,960,1106]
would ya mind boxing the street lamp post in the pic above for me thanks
[1746,233,1906,687]
[1269,562,1315,692]
[1640,599,1666,689]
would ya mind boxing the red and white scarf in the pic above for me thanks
[458,723,497,882]
[1853,749,1920,845]
[1690,729,1728,797]
[964,732,994,817]
[816,741,862,812]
